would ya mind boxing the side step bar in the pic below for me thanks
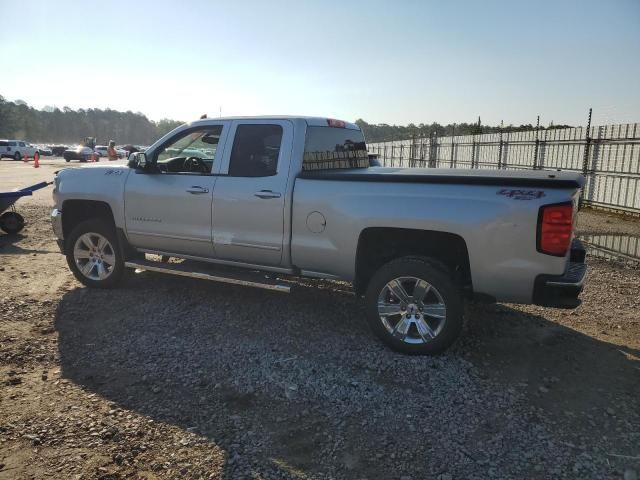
[124,259,291,293]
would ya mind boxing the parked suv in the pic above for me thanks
[0,140,38,160]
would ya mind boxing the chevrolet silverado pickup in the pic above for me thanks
[51,116,587,354]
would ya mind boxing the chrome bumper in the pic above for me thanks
[51,209,64,253]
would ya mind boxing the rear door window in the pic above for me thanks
[303,126,368,170]
[8,141,16,146]
[228,124,283,177]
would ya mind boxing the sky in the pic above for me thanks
[1,0,639,127]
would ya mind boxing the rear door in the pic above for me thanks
[212,120,294,266]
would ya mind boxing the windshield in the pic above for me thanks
[303,126,368,170]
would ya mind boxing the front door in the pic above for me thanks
[212,120,294,266]
[124,122,230,257]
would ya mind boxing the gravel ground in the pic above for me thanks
[577,208,640,237]
[0,159,639,479]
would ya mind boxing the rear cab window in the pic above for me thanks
[303,125,368,171]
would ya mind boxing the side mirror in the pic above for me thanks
[201,133,220,145]
[129,152,148,169]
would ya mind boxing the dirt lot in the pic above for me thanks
[1,158,639,479]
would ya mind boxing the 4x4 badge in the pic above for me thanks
[497,189,545,200]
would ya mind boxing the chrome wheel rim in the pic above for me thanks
[73,232,116,281]
[377,276,447,344]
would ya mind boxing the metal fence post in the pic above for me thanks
[409,134,415,168]
[498,120,503,169]
[450,124,456,168]
[587,125,603,205]
[539,127,547,169]
[533,115,540,169]
[503,128,509,169]
[579,108,593,208]
[426,132,432,168]
[471,136,476,169]
[431,132,439,168]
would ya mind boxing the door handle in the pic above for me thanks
[254,190,282,199]
[186,186,209,194]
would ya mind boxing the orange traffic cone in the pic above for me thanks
[22,152,28,163]
[34,152,40,168]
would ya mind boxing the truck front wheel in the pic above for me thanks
[364,256,463,355]
[65,219,124,289]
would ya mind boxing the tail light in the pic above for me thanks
[537,203,574,256]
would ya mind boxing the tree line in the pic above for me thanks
[355,118,573,143]
[0,95,573,146]
[0,95,183,146]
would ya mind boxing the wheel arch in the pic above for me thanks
[61,200,115,241]
[354,227,472,297]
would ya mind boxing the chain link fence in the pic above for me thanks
[367,122,640,215]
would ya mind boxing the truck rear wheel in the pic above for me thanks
[364,256,463,355]
[65,219,124,289]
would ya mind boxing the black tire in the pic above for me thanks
[0,211,25,234]
[14,151,21,161]
[364,256,463,355]
[65,158,71,162]
[65,218,125,288]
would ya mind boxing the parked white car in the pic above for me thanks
[0,139,38,160]
[37,145,53,156]
[95,145,127,159]
[94,146,109,158]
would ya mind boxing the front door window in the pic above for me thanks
[154,126,223,174]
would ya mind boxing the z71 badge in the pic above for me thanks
[497,189,545,200]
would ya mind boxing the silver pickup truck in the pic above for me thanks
[51,116,587,354]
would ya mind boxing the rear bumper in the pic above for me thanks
[533,240,587,309]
